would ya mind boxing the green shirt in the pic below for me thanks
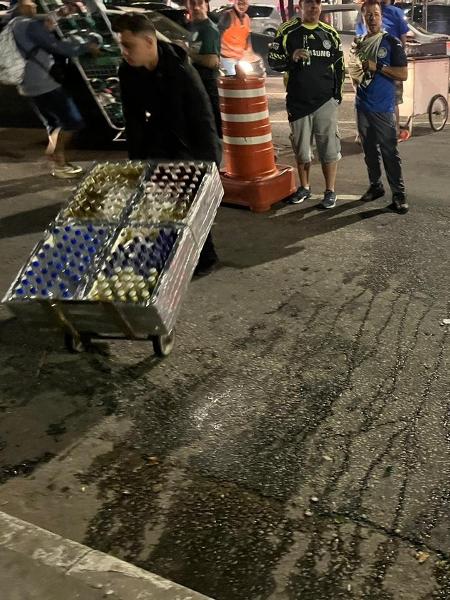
[190,18,220,82]
[190,18,220,57]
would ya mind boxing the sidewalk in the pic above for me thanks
[0,511,212,600]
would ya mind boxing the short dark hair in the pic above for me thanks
[361,0,382,12]
[112,13,157,35]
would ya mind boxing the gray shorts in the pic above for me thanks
[290,98,341,164]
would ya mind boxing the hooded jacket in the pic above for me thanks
[118,41,221,165]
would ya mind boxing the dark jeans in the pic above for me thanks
[198,232,217,268]
[357,110,405,195]
[29,87,84,136]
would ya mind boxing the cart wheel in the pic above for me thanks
[428,94,448,132]
[151,330,175,357]
[64,333,90,353]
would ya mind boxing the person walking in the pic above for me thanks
[11,0,101,178]
[218,0,253,76]
[356,0,408,137]
[268,0,344,209]
[349,1,408,213]
[113,12,221,276]
[187,0,222,137]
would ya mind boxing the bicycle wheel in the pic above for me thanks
[428,94,448,132]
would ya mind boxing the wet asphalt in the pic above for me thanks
[0,81,450,599]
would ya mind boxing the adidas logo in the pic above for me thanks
[308,34,315,39]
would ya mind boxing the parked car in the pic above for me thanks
[398,1,450,35]
[104,0,188,27]
[246,3,281,36]
[210,3,281,37]
[107,5,190,40]
[128,2,187,26]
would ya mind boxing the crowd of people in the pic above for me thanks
[3,0,409,218]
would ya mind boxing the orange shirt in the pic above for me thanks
[220,9,251,60]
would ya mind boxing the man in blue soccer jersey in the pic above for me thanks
[356,0,408,135]
[351,2,408,214]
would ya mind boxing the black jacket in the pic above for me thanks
[119,41,221,165]
[268,18,345,120]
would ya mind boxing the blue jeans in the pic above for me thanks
[29,87,84,135]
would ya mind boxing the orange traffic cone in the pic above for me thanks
[219,71,295,213]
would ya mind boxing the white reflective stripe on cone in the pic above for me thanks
[223,133,273,145]
[220,110,269,122]
[218,87,266,98]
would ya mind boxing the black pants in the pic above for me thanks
[209,89,222,139]
[29,87,84,135]
[198,232,217,268]
[357,110,405,195]
[202,78,222,139]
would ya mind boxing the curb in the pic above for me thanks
[0,511,213,600]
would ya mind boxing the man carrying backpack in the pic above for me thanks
[3,0,100,178]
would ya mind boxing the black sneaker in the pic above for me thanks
[392,193,409,214]
[320,189,337,209]
[359,185,385,202]
[285,186,312,205]
[194,256,218,278]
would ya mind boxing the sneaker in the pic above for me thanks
[194,255,218,278]
[51,163,83,179]
[285,186,311,205]
[391,193,409,214]
[45,127,61,156]
[66,162,83,174]
[359,184,385,202]
[320,189,337,209]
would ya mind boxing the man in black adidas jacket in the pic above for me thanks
[268,0,344,209]
[114,13,220,275]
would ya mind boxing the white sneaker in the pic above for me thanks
[51,163,83,179]
[66,162,83,174]
[45,127,61,156]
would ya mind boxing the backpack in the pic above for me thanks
[0,19,27,85]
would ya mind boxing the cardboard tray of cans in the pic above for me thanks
[3,160,223,338]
